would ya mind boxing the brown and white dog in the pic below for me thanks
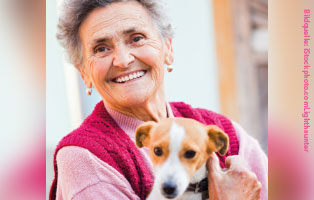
[135,118,229,200]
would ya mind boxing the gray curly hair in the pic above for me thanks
[57,0,173,68]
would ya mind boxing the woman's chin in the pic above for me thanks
[108,83,158,106]
[117,92,151,107]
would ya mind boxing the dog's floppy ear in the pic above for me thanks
[206,125,229,155]
[135,121,156,148]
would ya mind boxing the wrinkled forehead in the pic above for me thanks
[79,1,156,43]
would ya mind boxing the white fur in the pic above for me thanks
[180,164,207,200]
[149,164,207,200]
[149,122,190,199]
[190,163,207,184]
[179,192,202,200]
[148,122,208,200]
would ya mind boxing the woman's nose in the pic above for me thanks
[112,44,134,68]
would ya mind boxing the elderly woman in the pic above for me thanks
[50,0,267,200]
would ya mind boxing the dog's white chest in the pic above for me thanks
[147,165,208,200]
[147,191,203,200]
[179,192,203,200]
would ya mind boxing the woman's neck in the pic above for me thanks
[103,89,167,122]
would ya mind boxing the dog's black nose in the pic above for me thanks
[162,182,177,198]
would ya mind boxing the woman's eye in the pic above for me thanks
[154,147,163,156]
[132,35,144,43]
[95,46,107,53]
[184,150,196,159]
[96,47,105,52]
[94,46,109,57]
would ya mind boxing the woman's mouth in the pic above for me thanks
[113,70,146,83]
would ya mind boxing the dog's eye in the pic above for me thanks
[154,147,163,156]
[184,150,196,159]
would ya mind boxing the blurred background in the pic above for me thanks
[46,0,268,198]
[0,0,45,199]
[268,0,314,199]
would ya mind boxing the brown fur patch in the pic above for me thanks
[206,125,229,155]
[136,118,229,179]
[145,119,174,165]
[174,118,214,177]
[135,121,156,147]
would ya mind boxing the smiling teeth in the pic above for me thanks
[115,71,145,83]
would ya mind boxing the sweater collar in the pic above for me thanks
[104,102,174,140]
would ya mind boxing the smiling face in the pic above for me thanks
[78,1,173,110]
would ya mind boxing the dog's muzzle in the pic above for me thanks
[161,182,178,199]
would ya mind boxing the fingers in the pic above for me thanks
[254,181,262,200]
[207,153,221,171]
[247,179,262,200]
[207,153,223,179]
[207,155,262,200]
[207,153,262,200]
[225,155,249,171]
[250,178,262,196]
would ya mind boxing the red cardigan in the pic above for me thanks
[49,101,239,200]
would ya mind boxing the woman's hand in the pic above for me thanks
[207,154,262,200]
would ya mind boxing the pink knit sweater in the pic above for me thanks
[53,102,268,200]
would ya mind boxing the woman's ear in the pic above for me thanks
[164,38,174,65]
[78,65,92,88]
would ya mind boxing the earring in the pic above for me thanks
[167,65,173,72]
[86,87,92,96]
